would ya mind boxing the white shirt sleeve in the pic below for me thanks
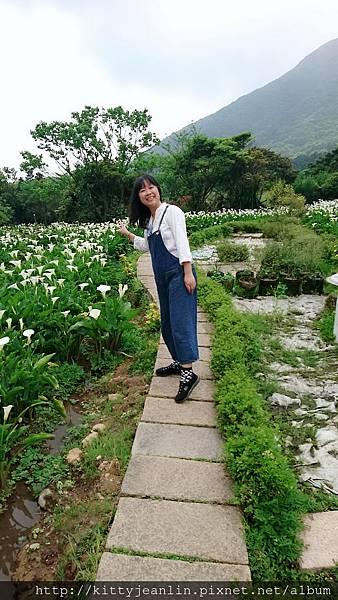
[166,206,192,264]
[133,231,149,253]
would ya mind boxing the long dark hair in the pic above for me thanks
[129,174,162,227]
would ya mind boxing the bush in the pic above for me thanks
[197,271,306,579]
[226,220,264,233]
[189,223,232,248]
[217,241,249,262]
[262,181,306,216]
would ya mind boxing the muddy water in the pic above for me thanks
[0,405,82,581]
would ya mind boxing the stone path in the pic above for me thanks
[233,294,338,571]
[96,255,251,581]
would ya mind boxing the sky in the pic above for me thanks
[0,0,338,171]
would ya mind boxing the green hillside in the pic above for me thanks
[156,38,338,164]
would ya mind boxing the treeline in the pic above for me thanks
[0,105,337,224]
[294,146,338,202]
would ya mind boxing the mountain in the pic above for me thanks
[156,38,338,165]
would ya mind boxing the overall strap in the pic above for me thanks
[155,205,169,233]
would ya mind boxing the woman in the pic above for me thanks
[119,174,199,403]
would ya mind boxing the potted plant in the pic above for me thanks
[222,272,235,291]
[302,272,324,294]
[257,265,279,295]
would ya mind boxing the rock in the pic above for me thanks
[270,362,295,374]
[270,393,301,408]
[28,543,40,552]
[315,398,337,412]
[82,431,99,447]
[92,423,106,433]
[279,375,323,397]
[38,488,54,510]
[316,426,338,447]
[294,408,308,416]
[66,448,83,464]
[314,413,329,421]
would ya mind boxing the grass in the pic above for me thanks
[82,427,135,478]
[54,499,115,580]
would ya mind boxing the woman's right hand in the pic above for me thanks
[119,224,129,237]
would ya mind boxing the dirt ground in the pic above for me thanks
[11,361,149,581]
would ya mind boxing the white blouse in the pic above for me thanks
[133,202,192,264]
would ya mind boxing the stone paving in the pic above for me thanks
[96,255,251,581]
[233,294,338,571]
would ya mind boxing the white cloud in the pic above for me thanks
[0,0,338,169]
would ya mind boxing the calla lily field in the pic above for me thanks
[0,199,337,490]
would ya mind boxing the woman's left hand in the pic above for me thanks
[184,272,196,294]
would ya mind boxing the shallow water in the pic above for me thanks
[0,404,81,581]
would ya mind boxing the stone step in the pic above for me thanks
[148,376,215,402]
[142,397,217,427]
[97,553,251,581]
[160,333,212,347]
[197,321,214,334]
[300,511,338,570]
[154,358,213,379]
[106,497,249,565]
[121,455,233,503]
[132,422,224,461]
[157,344,211,362]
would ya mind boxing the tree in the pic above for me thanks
[261,180,306,215]
[231,147,297,208]
[14,177,69,224]
[0,170,15,224]
[31,105,159,175]
[63,161,134,222]
[20,151,48,180]
[151,132,253,211]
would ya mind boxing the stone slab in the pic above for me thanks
[97,553,251,581]
[121,455,233,502]
[300,511,338,570]
[197,311,209,321]
[149,376,215,401]
[154,358,212,379]
[106,497,248,565]
[137,266,154,275]
[132,422,224,461]
[157,344,211,362]
[197,321,214,334]
[142,397,217,426]
[160,333,212,347]
[139,275,155,284]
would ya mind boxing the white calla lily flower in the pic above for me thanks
[23,329,35,344]
[118,283,128,298]
[3,405,13,423]
[89,308,101,320]
[0,336,10,350]
[97,284,111,298]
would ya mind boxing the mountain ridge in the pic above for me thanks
[156,38,338,163]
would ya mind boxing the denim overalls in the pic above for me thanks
[147,205,199,364]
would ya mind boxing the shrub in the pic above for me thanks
[226,220,264,233]
[197,271,306,579]
[189,223,232,248]
[261,181,306,216]
[217,241,249,262]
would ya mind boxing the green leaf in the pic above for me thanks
[52,398,67,420]
[21,433,55,446]
[33,354,55,370]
